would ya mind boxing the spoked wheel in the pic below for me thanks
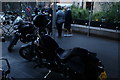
[19,46,36,61]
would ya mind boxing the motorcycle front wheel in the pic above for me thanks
[19,46,36,61]
[8,34,19,52]
[8,43,14,52]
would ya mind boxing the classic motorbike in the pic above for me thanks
[8,16,37,52]
[0,58,14,80]
[19,14,107,80]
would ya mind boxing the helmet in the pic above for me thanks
[33,14,48,28]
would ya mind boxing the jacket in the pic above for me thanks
[56,10,65,24]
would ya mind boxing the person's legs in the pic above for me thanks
[56,23,59,37]
[67,24,71,33]
[59,23,63,37]
[65,23,72,36]
[56,23,63,37]
[64,23,72,36]
[48,22,52,35]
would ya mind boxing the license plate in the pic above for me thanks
[99,71,107,80]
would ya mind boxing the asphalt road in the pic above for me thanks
[1,33,120,80]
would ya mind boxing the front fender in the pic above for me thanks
[21,42,32,48]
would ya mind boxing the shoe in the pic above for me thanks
[64,34,68,37]
[66,34,73,37]
[69,34,73,36]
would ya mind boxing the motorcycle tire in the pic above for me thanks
[8,34,19,52]
[8,44,14,52]
[8,38,15,52]
[19,46,35,61]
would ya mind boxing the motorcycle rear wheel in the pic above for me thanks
[19,46,35,61]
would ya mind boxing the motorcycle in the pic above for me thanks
[0,58,14,80]
[19,35,106,80]
[19,14,107,80]
[8,16,37,52]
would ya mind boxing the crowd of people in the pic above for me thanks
[25,3,73,38]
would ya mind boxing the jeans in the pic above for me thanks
[56,23,63,37]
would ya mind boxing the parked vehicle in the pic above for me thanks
[8,16,37,52]
[19,14,107,80]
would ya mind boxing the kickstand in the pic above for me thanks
[44,70,52,79]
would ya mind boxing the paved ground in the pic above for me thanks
[1,32,120,80]
[54,33,120,79]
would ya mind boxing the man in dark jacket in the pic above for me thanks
[56,6,65,37]
[64,6,73,36]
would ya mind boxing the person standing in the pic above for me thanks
[34,6,39,15]
[41,4,53,35]
[47,3,53,35]
[56,6,65,37]
[25,6,32,21]
[64,6,73,36]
